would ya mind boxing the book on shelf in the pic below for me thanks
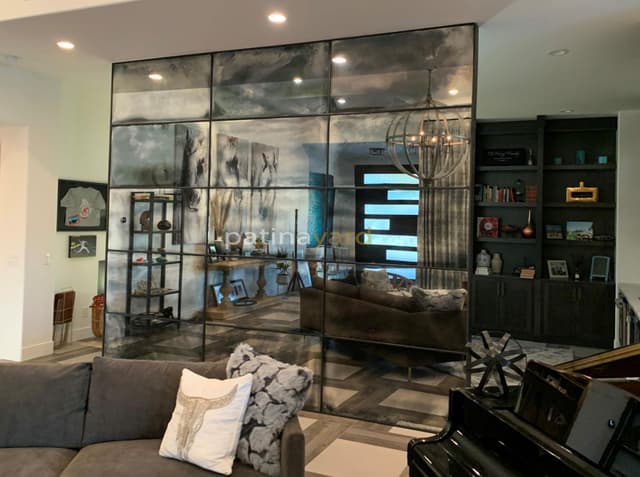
[476,184,518,204]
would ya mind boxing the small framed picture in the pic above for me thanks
[547,260,569,280]
[545,224,563,240]
[566,221,593,241]
[68,235,97,258]
[477,217,499,238]
[590,256,611,282]
[211,279,248,305]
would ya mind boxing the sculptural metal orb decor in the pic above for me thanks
[467,330,527,398]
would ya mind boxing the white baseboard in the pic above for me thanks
[21,340,54,361]
[72,326,95,342]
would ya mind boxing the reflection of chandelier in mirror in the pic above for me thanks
[385,69,470,183]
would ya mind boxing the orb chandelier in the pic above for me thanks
[385,69,470,184]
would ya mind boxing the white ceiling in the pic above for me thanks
[1,0,639,119]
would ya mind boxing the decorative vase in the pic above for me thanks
[491,253,503,275]
[476,249,491,272]
[521,210,535,238]
[277,273,289,285]
[157,219,171,230]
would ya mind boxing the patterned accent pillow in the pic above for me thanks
[226,344,313,477]
[360,269,393,291]
[411,287,468,312]
[159,369,253,475]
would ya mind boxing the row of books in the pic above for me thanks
[475,184,537,204]
[477,185,517,203]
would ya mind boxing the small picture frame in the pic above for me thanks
[207,243,218,263]
[590,256,611,282]
[211,279,248,305]
[566,221,594,241]
[68,235,97,258]
[545,224,563,240]
[477,217,499,238]
[547,260,569,280]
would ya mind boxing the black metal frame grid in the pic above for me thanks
[104,23,478,424]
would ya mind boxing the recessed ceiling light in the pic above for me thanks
[448,88,459,96]
[332,55,347,65]
[148,73,163,81]
[336,98,347,105]
[268,12,287,23]
[561,109,574,113]
[56,41,75,50]
[293,76,303,84]
[548,48,569,56]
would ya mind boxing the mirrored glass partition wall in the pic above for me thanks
[105,24,477,427]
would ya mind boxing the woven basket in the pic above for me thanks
[91,303,104,338]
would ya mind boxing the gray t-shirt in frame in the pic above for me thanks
[60,187,106,227]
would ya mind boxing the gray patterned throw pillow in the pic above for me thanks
[226,343,313,477]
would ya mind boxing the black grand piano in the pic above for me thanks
[408,344,640,477]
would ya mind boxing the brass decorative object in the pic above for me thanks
[566,181,599,203]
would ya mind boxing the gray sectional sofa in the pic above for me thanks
[0,357,305,477]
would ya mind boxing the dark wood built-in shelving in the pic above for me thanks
[472,116,617,348]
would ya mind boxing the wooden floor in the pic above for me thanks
[35,338,430,477]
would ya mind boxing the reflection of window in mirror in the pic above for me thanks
[354,166,419,279]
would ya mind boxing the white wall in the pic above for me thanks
[0,127,29,360]
[0,64,110,360]
[615,110,640,346]
[54,76,110,341]
[616,110,640,284]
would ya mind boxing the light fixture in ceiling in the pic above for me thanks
[268,12,287,23]
[336,98,346,105]
[56,40,75,50]
[385,69,470,184]
[148,73,163,81]
[561,109,574,113]
[548,48,570,56]
[448,88,459,96]
[332,55,347,65]
[293,76,303,84]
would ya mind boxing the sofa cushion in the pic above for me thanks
[411,287,468,312]
[311,276,360,298]
[160,370,253,475]
[360,269,393,291]
[60,439,264,477]
[0,447,77,477]
[82,357,226,445]
[0,362,91,448]
[227,344,313,477]
[360,287,418,312]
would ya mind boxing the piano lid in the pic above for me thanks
[556,343,640,397]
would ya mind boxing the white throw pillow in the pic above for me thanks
[159,369,253,475]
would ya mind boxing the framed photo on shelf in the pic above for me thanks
[545,224,563,240]
[211,279,248,305]
[590,256,611,282]
[477,217,499,238]
[566,221,593,241]
[57,179,107,231]
[547,260,569,280]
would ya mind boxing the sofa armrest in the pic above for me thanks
[280,416,305,477]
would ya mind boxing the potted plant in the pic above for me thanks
[276,262,290,285]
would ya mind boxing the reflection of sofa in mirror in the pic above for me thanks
[299,273,468,359]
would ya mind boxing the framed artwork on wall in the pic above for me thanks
[68,235,97,258]
[57,179,107,231]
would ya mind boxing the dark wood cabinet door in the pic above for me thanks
[577,283,615,348]
[542,281,578,340]
[472,277,501,331]
[501,278,535,336]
